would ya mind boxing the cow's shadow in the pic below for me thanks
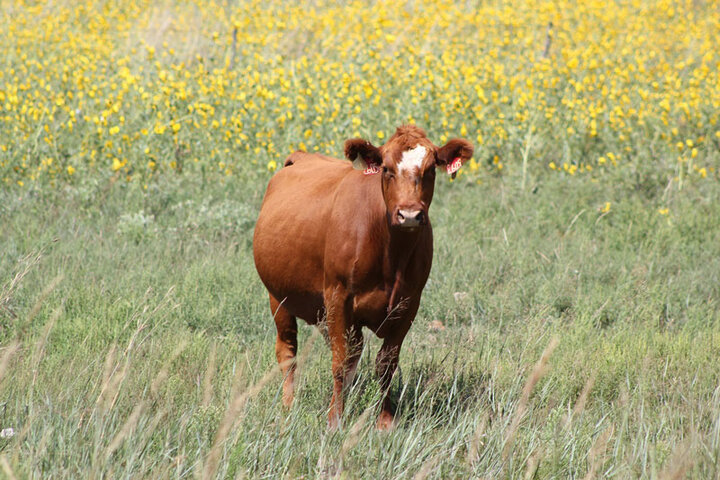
[395,360,490,424]
[344,353,490,427]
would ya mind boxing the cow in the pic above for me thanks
[253,125,473,430]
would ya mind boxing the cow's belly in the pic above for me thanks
[254,223,327,324]
[253,176,331,324]
[274,291,325,325]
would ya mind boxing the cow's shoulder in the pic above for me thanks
[322,173,387,284]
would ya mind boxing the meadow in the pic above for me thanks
[1,0,720,477]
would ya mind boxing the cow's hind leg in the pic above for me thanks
[270,295,297,408]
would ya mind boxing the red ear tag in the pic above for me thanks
[446,157,463,175]
[363,164,381,175]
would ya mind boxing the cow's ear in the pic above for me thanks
[436,139,474,178]
[345,138,382,170]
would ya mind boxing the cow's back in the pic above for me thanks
[253,152,352,322]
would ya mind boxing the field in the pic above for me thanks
[1,0,720,478]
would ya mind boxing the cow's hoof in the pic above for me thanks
[376,411,395,431]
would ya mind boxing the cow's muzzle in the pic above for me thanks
[395,208,426,228]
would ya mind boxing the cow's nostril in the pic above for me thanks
[397,209,423,227]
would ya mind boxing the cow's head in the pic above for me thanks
[345,125,473,229]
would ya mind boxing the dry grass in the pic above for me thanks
[202,329,320,479]
[502,337,559,461]
[583,425,614,480]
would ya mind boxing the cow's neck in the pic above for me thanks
[385,228,421,312]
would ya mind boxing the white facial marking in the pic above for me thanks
[398,145,426,175]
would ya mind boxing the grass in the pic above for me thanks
[1,0,720,476]
[1,168,719,478]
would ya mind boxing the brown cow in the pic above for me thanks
[253,125,473,429]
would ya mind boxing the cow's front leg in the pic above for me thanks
[375,318,412,431]
[375,339,402,430]
[325,285,362,430]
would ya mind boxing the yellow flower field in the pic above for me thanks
[1,0,718,187]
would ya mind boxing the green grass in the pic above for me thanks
[1,169,719,478]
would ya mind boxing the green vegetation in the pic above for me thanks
[2,0,720,476]
[1,170,718,478]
